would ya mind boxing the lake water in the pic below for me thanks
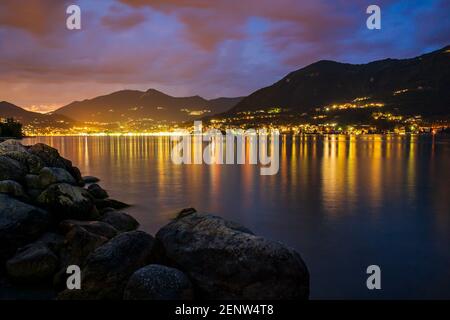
[22,135,450,299]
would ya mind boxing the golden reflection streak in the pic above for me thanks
[406,136,417,204]
[368,135,382,213]
[321,136,340,217]
[346,136,356,213]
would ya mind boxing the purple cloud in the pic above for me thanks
[0,0,448,110]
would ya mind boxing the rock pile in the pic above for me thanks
[0,139,309,300]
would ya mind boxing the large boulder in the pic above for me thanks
[87,184,108,200]
[124,265,194,300]
[6,243,58,282]
[53,226,108,290]
[28,143,83,185]
[0,194,52,260]
[0,155,26,182]
[60,220,118,239]
[59,226,108,268]
[99,211,139,232]
[38,167,76,188]
[28,143,71,170]
[36,183,97,220]
[2,151,45,174]
[4,233,62,286]
[0,180,28,200]
[58,231,157,300]
[156,212,310,300]
[0,139,27,154]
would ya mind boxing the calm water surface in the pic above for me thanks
[23,135,450,299]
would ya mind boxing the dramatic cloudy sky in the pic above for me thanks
[0,0,449,112]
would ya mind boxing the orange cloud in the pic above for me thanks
[0,0,69,36]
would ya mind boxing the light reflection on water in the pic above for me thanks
[22,135,450,299]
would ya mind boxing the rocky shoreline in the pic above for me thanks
[0,139,309,300]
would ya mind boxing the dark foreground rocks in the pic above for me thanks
[0,139,309,300]
[0,180,28,201]
[37,183,98,220]
[6,243,58,282]
[59,220,118,239]
[58,231,157,300]
[0,194,52,260]
[0,155,26,182]
[38,167,76,188]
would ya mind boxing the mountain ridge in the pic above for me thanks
[2,46,449,132]
[0,101,75,128]
[216,45,450,123]
[54,89,243,123]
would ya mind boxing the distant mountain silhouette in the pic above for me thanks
[54,89,243,123]
[0,101,74,127]
[3,46,449,130]
[217,45,450,123]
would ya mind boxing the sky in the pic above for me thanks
[0,0,449,113]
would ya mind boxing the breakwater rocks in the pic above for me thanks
[0,140,309,300]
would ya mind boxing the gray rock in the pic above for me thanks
[25,174,41,190]
[0,155,26,182]
[28,143,72,170]
[0,139,28,154]
[99,211,139,232]
[6,243,58,282]
[38,167,76,188]
[0,180,28,200]
[36,183,97,220]
[61,225,109,267]
[87,184,109,199]
[2,151,45,174]
[60,220,118,239]
[0,194,52,260]
[28,143,83,185]
[53,225,109,290]
[156,212,310,300]
[35,232,65,254]
[58,231,157,300]
[124,264,194,300]
[82,176,100,184]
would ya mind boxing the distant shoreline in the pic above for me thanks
[18,132,450,138]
